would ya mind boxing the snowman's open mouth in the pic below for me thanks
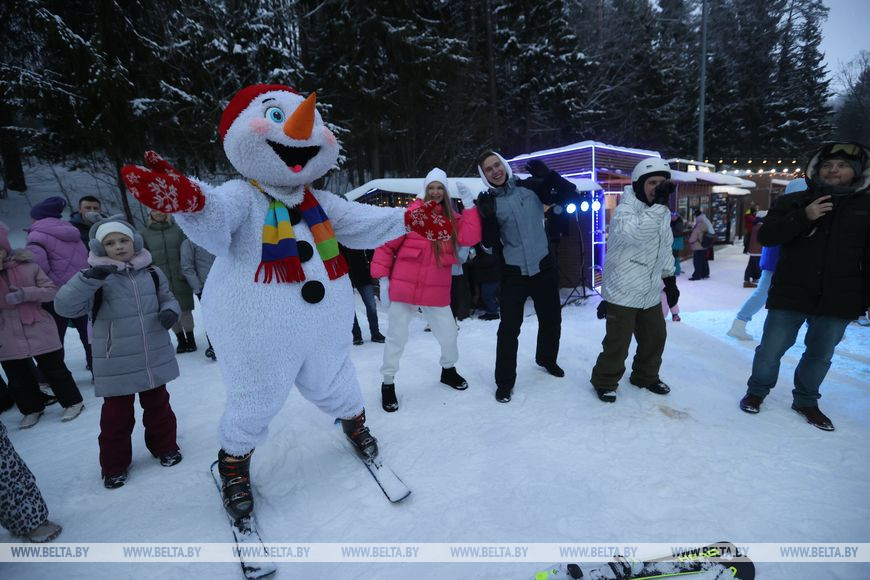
[266,140,320,173]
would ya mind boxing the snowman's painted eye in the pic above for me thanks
[265,107,285,123]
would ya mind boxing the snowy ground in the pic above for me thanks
[1,170,869,579]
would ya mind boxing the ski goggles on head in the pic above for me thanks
[819,142,865,162]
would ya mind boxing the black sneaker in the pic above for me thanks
[175,333,188,354]
[381,383,398,412]
[495,386,512,403]
[595,388,617,403]
[159,451,183,467]
[478,312,500,320]
[104,471,128,489]
[739,394,764,414]
[630,379,670,395]
[792,404,835,431]
[537,361,565,378]
[371,333,386,343]
[440,367,468,390]
[352,336,364,346]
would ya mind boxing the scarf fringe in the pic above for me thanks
[252,183,348,284]
[255,257,305,284]
[322,254,348,280]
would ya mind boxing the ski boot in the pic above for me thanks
[340,410,378,460]
[217,449,254,521]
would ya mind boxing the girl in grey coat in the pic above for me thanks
[55,218,183,489]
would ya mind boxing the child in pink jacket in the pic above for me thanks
[370,168,481,412]
[0,223,84,429]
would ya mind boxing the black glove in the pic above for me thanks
[158,309,178,329]
[663,275,680,308]
[653,180,676,206]
[596,300,608,320]
[475,193,496,220]
[525,159,551,179]
[83,265,117,280]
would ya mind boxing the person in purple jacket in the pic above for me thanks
[25,197,92,369]
[727,179,807,341]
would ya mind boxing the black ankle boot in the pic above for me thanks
[185,333,198,352]
[341,410,378,459]
[440,367,468,390]
[381,383,398,412]
[218,449,254,521]
[175,332,188,354]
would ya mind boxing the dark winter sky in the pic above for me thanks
[821,0,869,92]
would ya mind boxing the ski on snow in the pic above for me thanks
[336,422,411,503]
[210,461,277,579]
[535,541,755,580]
[346,441,411,503]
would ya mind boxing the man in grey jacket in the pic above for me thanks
[474,151,577,403]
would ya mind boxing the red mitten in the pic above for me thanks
[121,151,205,213]
[404,201,454,241]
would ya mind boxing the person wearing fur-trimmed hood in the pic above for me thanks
[590,158,678,403]
[54,217,182,488]
[739,142,870,431]
[370,168,481,412]
[473,151,577,403]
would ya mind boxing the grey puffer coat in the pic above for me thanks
[54,249,180,397]
[180,239,215,295]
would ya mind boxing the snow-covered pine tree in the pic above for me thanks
[765,0,832,157]
[703,0,744,160]
[490,0,593,156]
[791,0,832,150]
[654,0,699,157]
[834,52,870,145]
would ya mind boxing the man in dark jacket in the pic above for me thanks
[739,142,870,431]
[69,196,106,246]
[472,151,578,403]
[340,245,385,345]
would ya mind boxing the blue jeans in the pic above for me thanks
[736,270,773,322]
[351,284,381,339]
[746,309,849,407]
[480,281,499,314]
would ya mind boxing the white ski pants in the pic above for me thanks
[380,302,458,383]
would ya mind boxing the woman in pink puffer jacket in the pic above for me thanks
[370,168,481,412]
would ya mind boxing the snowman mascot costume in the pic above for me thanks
[121,84,451,523]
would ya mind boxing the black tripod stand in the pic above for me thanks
[562,216,589,307]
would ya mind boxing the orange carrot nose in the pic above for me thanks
[283,92,316,140]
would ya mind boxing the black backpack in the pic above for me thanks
[91,268,160,321]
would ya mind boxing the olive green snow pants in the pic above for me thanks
[590,302,666,391]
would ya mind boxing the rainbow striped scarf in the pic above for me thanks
[252,182,348,284]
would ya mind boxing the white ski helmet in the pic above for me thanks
[631,157,672,182]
